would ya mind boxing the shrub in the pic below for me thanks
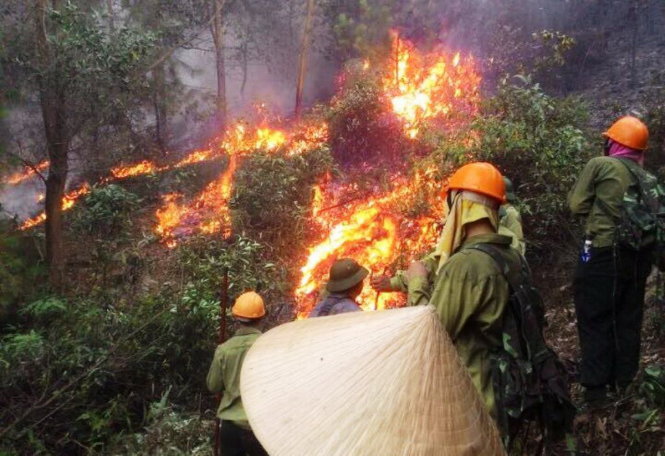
[72,184,141,238]
[470,75,592,258]
[643,72,665,176]
[176,234,285,312]
[0,288,223,455]
[0,222,45,322]
[326,76,411,166]
[231,145,333,257]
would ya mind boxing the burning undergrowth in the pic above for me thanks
[5,32,480,317]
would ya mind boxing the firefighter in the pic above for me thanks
[498,176,526,255]
[309,258,368,317]
[568,116,653,407]
[371,175,526,301]
[206,291,268,456]
[372,162,520,414]
[395,162,521,415]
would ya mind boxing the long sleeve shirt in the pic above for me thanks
[568,156,633,248]
[498,203,525,255]
[206,326,262,427]
[405,233,518,416]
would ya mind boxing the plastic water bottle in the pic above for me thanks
[581,239,592,263]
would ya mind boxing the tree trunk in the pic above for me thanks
[294,0,315,119]
[240,41,248,98]
[35,0,69,289]
[43,130,68,289]
[211,0,227,130]
[107,0,114,32]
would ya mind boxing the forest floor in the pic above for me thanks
[536,250,664,456]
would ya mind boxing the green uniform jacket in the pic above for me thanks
[568,156,634,248]
[406,233,518,416]
[499,204,525,255]
[206,326,262,428]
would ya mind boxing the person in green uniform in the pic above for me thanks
[207,291,267,456]
[375,162,521,416]
[568,116,653,407]
[371,176,526,303]
[499,176,526,255]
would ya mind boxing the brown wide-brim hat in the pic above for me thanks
[325,258,369,293]
[240,306,505,456]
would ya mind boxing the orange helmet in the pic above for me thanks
[232,291,266,319]
[448,162,506,203]
[603,116,649,151]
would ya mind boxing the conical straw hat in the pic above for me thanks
[240,305,505,456]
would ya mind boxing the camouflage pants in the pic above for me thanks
[573,245,652,388]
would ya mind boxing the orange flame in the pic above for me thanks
[153,121,327,247]
[295,171,445,318]
[172,148,216,168]
[110,160,159,179]
[20,184,91,230]
[383,31,481,138]
[155,193,187,248]
[5,161,49,185]
[16,143,226,230]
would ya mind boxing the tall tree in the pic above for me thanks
[34,0,71,287]
[295,0,316,118]
[3,1,156,287]
[211,0,227,129]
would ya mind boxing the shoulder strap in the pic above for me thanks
[466,243,549,358]
[465,243,525,291]
[615,158,649,202]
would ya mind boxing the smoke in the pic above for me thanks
[0,180,43,221]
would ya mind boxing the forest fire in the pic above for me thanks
[13,35,469,318]
[110,160,159,179]
[295,169,445,318]
[153,121,327,247]
[5,160,50,185]
[15,142,226,230]
[19,184,91,230]
[382,31,481,138]
[148,34,473,312]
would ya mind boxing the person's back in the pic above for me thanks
[568,116,654,407]
[309,293,361,317]
[309,258,368,317]
[207,327,261,426]
[568,155,634,248]
[402,162,519,416]
[207,291,267,456]
[427,232,520,415]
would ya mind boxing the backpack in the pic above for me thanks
[466,243,576,450]
[612,158,665,251]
